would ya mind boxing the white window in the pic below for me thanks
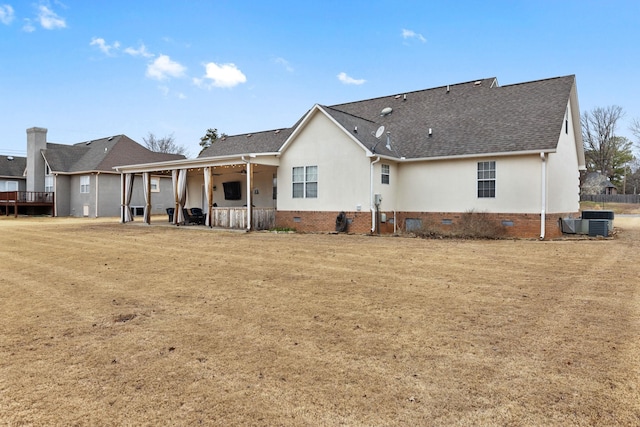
[381,164,390,184]
[477,161,496,198]
[150,177,160,193]
[292,166,318,198]
[45,176,54,192]
[80,175,90,194]
[5,181,19,191]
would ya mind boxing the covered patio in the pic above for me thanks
[114,153,279,231]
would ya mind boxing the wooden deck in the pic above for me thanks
[0,191,55,217]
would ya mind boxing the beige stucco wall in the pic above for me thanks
[396,155,545,213]
[546,100,581,213]
[278,111,373,212]
[186,165,277,210]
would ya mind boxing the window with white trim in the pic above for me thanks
[80,175,90,194]
[381,164,390,184]
[45,176,53,192]
[477,161,495,198]
[150,177,160,192]
[292,166,317,198]
[5,181,18,191]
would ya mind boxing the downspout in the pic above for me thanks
[53,174,57,217]
[540,152,546,240]
[241,156,251,230]
[370,156,381,233]
[120,172,125,223]
[95,172,100,218]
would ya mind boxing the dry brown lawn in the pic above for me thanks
[1,215,639,426]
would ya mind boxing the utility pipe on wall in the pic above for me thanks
[242,156,252,230]
[540,152,547,240]
[370,156,380,233]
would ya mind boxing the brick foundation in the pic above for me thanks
[276,210,373,234]
[275,210,578,239]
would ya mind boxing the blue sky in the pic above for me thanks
[1,0,639,158]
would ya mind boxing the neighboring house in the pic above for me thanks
[115,75,585,239]
[0,155,26,191]
[581,172,617,195]
[22,128,184,217]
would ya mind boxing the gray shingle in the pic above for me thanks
[44,135,185,173]
[327,75,575,159]
[0,155,26,178]
[197,75,576,160]
[199,127,294,158]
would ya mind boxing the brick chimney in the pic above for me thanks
[26,127,47,192]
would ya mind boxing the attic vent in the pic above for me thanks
[274,130,281,134]
[247,134,252,138]
[108,136,113,141]
[380,107,393,116]
[474,81,482,86]
[394,94,401,99]
[86,141,92,145]
[7,156,13,160]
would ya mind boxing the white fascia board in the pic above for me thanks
[365,152,398,162]
[113,152,280,173]
[50,170,120,175]
[278,104,373,156]
[398,149,557,163]
[569,82,586,169]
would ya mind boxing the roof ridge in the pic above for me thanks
[329,77,498,108]
[321,105,377,124]
[499,74,574,88]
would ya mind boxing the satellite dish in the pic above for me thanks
[375,126,385,139]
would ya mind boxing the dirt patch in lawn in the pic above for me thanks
[1,216,639,426]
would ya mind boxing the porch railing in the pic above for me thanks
[209,207,275,230]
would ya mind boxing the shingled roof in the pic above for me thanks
[197,75,577,161]
[44,135,185,173]
[0,155,26,178]
[198,127,295,158]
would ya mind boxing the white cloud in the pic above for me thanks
[337,72,365,85]
[146,54,186,80]
[0,4,15,25]
[402,28,426,43]
[195,62,247,88]
[274,57,294,72]
[38,5,66,29]
[22,18,35,32]
[124,43,153,58]
[90,37,120,56]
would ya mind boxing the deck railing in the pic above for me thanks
[0,191,54,203]
[1,191,55,217]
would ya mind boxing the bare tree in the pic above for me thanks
[581,106,634,186]
[631,118,640,148]
[143,132,187,156]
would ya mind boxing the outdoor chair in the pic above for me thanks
[189,207,206,225]
[184,208,205,225]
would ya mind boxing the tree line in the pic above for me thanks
[582,106,640,194]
